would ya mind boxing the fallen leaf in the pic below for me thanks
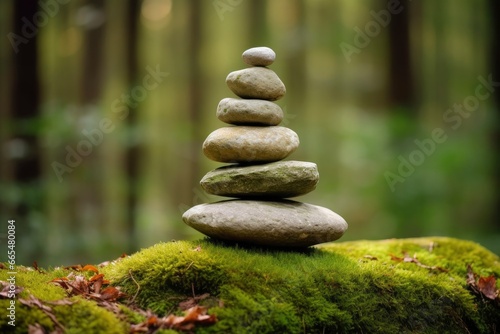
[131,304,217,332]
[81,264,99,273]
[99,286,126,301]
[466,264,477,287]
[19,295,65,331]
[477,275,498,300]
[28,324,45,334]
[46,299,77,306]
[91,274,104,294]
[89,273,104,282]
[0,281,24,298]
[179,293,210,310]
[466,264,500,301]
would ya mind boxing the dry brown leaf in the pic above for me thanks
[179,293,210,310]
[466,264,500,301]
[99,286,126,301]
[81,264,99,273]
[466,264,477,287]
[28,323,45,334]
[477,275,498,300]
[0,281,24,298]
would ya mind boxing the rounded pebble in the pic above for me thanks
[201,160,319,198]
[226,67,286,101]
[217,98,284,125]
[202,126,299,163]
[242,47,276,66]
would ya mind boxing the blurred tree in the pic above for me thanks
[12,0,43,263]
[124,0,141,253]
[489,0,500,229]
[73,0,107,258]
[80,0,106,104]
[387,0,415,112]
[181,0,203,207]
[283,0,307,121]
[248,0,267,46]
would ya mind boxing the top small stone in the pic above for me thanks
[242,47,276,67]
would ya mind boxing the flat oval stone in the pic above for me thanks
[201,161,319,198]
[202,126,299,163]
[242,47,276,66]
[226,67,286,101]
[182,200,348,247]
[217,98,283,125]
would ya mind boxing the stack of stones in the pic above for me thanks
[182,47,347,247]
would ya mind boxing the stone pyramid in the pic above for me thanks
[182,47,347,247]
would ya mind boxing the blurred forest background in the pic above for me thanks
[1,0,499,266]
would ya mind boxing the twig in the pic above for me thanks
[128,269,140,305]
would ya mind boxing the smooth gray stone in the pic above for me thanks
[226,67,286,101]
[242,46,276,66]
[182,200,348,247]
[200,161,319,198]
[216,98,283,125]
[202,126,299,163]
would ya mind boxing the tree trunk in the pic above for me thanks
[489,0,500,231]
[124,0,141,253]
[11,0,42,265]
[73,0,106,259]
[248,0,267,46]
[183,0,203,206]
[387,0,415,112]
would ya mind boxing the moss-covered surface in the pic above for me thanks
[1,237,499,333]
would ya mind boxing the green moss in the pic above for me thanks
[0,266,126,333]
[1,237,499,333]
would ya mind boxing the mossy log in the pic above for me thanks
[1,237,499,333]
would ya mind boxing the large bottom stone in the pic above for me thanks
[182,200,347,247]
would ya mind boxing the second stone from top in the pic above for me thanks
[226,67,286,101]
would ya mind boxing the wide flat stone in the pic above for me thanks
[202,126,299,163]
[226,67,286,101]
[217,98,283,125]
[200,161,319,198]
[182,200,348,247]
[242,47,276,66]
